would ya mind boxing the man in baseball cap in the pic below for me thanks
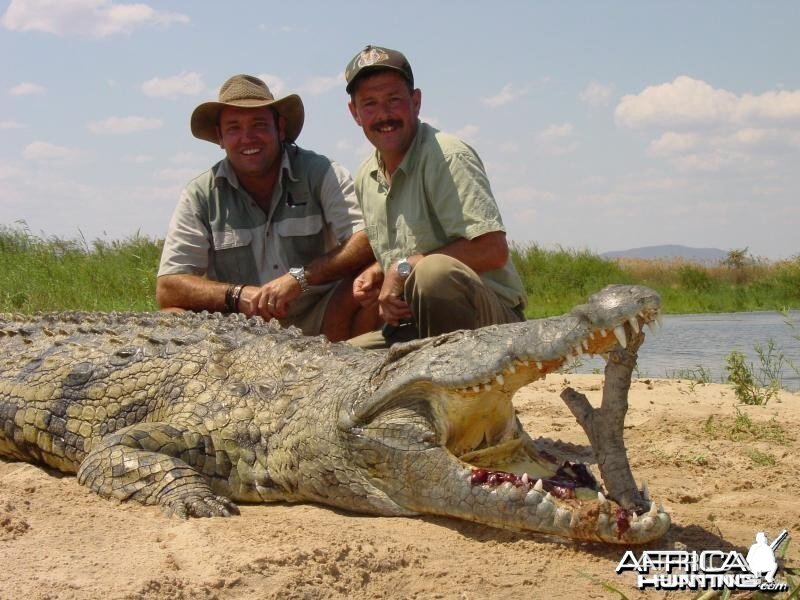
[344,46,527,349]
[157,74,378,341]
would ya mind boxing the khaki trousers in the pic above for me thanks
[348,254,523,350]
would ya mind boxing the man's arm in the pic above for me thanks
[156,274,229,312]
[376,231,508,325]
[408,230,508,273]
[239,228,375,319]
[305,229,374,285]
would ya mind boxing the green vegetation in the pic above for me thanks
[512,244,800,316]
[0,225,160,312]
[703,411,792,445]
[724,338,790,405]
[1,225,799,316]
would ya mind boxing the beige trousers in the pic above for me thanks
[348,254,523,350]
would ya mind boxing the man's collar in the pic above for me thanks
[212,145,295,189]
[369,119,424,179]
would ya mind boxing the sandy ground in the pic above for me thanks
[1,374,798,600]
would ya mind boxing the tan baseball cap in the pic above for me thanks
[344,45,414,94]
[191,74,304,144]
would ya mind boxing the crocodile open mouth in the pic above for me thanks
[424,304,667,541]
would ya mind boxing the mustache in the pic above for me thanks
[370,119,403,132]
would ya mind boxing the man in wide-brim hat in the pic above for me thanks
[157,74,378,341]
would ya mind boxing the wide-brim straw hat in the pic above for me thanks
[191,74,304,144]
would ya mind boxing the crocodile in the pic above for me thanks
[0,284,670,544]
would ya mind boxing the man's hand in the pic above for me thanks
[238,274,301,320]
[353,262,383,309]
[377,262,412,326]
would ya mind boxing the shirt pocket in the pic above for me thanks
[275,215,326,267]
[211,228,256,283]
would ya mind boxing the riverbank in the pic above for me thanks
[2,374,798,599]
[1,226,798,315]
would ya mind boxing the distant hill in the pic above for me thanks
[601,244,728,263]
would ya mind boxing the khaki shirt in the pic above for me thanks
[355,121,526,309]
[158,146,363,316]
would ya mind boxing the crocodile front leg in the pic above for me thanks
[76,422,239,518]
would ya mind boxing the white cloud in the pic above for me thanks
[536,123,574,143]
[649,132,701,156]
[579,81,615,107]
[453,124,479,144]
[88,116,162,134]
[1,0,189,37]
[502,186,556,204]
[482,83,527,107]
[0,120,26,129]
[616,76,800,130]
[256,73,286,97]
[9,81,45,96]
[22,141,83,163]
[142,71,205,99]
[298,74,343,96]
[535,122,578,155]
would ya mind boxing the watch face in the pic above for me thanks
[397,260,412,278]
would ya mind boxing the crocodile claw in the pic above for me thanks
[163,494,241,519]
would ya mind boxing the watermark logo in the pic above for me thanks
[616,529,790,592]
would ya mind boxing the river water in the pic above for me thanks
[574,310,800,391]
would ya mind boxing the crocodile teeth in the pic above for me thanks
[524,489,542,506]
[472,386,480,393]
[631,511,638,521]
[640,480,650,501]
[613,325,627,348]
[588,330,595,340]
[507,364,516,374]
[648,502,658,517]
[570,512,580,528]
[628,316,640,333]
[581,339,589,350]
[599,328,607,337]
[597,491,607,505]
[535,361,543,370]
[656,313,664,328]
[555,507,571,526]
[482,384,492,392]
[495,373,504,385]
[533,479,544,493]
[521,473,530,485]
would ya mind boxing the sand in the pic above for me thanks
[1,374,798,600]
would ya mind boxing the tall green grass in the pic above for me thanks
[1,225,798,316]
[0,225,160,312]
[511,244,800,316]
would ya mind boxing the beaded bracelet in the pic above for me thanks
[224,284,244,313]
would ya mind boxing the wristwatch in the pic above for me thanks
[288,266,309,293]
[396,257,412,279]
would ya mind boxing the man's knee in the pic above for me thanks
[408,254,475,296]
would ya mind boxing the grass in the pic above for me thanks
[511,244,800,316]
[0,224,160,313]
[703,411,793,445]
[1,225,799,316]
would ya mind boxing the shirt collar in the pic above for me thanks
[368,119,425,181]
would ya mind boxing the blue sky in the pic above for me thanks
[2,1,798,259]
